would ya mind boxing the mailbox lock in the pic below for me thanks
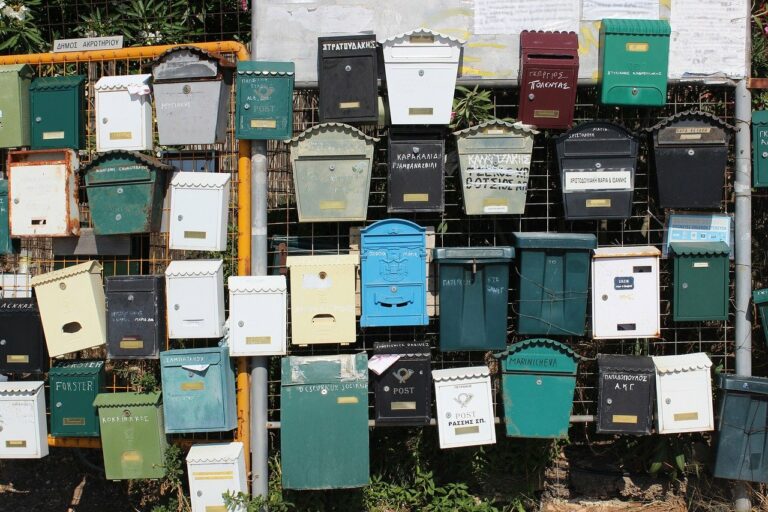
[174,304,180,310]
[117,187,124,194]
[665,398,671,405]
[243,104,250,110]
[345,65,352,72]
[115,214,122,221]
[177,215,184,221]
[320,388,328,395]
[197,491,203,497]
[123,409,132,418]
[59,283,67,290]
[127,294,134,302]
[631,88,638,96]
[56,402,62,408]
[102,117,108,124]
[183,85,191,94]
[527,93,535,101]
[413,147,420,154]
[13,198,18,204]
[238,320,244,327]
[390,286,397,293]
[0,339,5,346]
[762,151,768,158]
[319,271,327,279]
[601,294,608,301]
[383,386,390,392]
[687,149,695,156]
[35,116,41,123]
[743,382,750,390]
[418,70,424,77]
[682,282,688,289]
[595,163,602,169]
[536,378,542,385]
[329,165,335,172]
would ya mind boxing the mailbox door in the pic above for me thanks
[98,403,165,480]
[0,299,46,373]
[434,373,496,448]
[169,187,228,251]
[294,157,372,222]
[674,255,728,321]
[0,181,18,255]
[31,88,81,150]
[653,144,727,209]
[388,139,444,212]
[229,288,286,356]
[236,72,293,140]
[0,397,40,457]
[188,461,242,511]
[162,357,226,433]
[167,275,223,339]
[502,373,575,438]
[86,167,159,235]
[596,356,655,435]
[0,69,30,148]
[154,80,227,145]
[10,163,70,236]
[658,371,713,432]
[519,61,578,129]
[385,63,458,125]
[107,287,163,359]
[374,357,431,425]
[50,373,102,437]
[319,54,377,123]
[96,90,149,151]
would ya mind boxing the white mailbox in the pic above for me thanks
[165,259,224,339]
[228,275,287,356]
[381,28,465,125]
[95,74,153,152]
[0,381,48,459]
[433,366,496,449]
[186,442,247,512]
[169,172,231,252]
[591,246,660,339]
[653,353,714,434]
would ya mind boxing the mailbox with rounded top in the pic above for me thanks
[94,74,153,152]
[169,171,230,251]
[228,275,287,356]
[164,259,225,339]
[0,381,48,459]
[187,442,247,512]
[753,288,768,344]
[29,75,85,150]
[235,61,294,140]
[0,298,47,373]
[318,35,379,123]
[106,275,166,359]
[596,354,655,435]
[432,366,496,449]
[652,353,713,434]
[372,341,432,426]
[0,64,33,148]
[669,242,730,321]
[49,360,105,437]
[753,111,768,187]
[0,180,18,255]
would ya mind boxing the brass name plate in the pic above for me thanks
[120,339,144,349]
[409,107,433,116]
[483,128,507,135]
[246,336,271,345]
[121,451,142,462]
[403,193,429,202]
[534,109,560,119]
[337,396,359,404]
[184,231,207,239]
[409,35,435,44]
[586,198,611,208]
[109,131,133,140]
[674,412,699,421]
[6,440,26,448]
[391,401,417,410]
[626,42,649,52]
[43,131,66,140]
[7,355,29,363]
[251,119,276,129]
[483,198,508,207]
[339,101,360,109]
[319,201,345,210]
[455,426,480,435]
[194,471,234,481]
[181,382,205,391]
[206,506,228,512]
[679,134,702,140]
[63,417,86,426]
[612,415,638,424]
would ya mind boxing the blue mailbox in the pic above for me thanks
[360,219,429,327]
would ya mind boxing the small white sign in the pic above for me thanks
[564,170,631,191]
[53,36,124,53]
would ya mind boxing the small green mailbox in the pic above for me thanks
[29,75,85,150]
[754,289,768,343]
[512,232,596,336]
[670,242,730,321]
[0,180,18,255]
[496,338,581,438]
[235,61,294,140]
[753,111,768,187]
[599,19,670,106]
[49,360,105,437]
[93,392,167,481]
[0,64,33,148]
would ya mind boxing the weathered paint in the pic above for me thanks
[49,360,105,437]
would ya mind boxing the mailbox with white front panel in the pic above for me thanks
[381,28,464,125]
[94,74,153,152]
[165,260,225,339]
[653,352,714,434]
[591,246,660,339]
[228,275,287,356]
[169,172,230,251]
[0,381,48,459]
[433,366,496,449]
[318,35,379,123]
[187,442,247,512]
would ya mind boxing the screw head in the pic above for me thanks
[238,320,244,327]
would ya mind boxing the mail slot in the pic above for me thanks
[381,28,464,125]
[599,19,670,106]
[288,123,378,222]
[0,298,47,373]
[518,30,579,129]
[165,259,225,339]
[235,61,294,140]
[372,341,431,426]
[318,35,379,123]
[0,381,48,459]
[0,180,18,255]
[754,288,768,344]
[512,232,596,336]
[497,339,580,438]
[0,64,32,148]
[596,354,655,435]
[670,242,729,321]
[187,442,247,512]
[49,360,105,437]
[106,275,166,359]
[281,353,369,489]
[388,131,445,212]
[94,74,153,152]
[434,246,514,351]
[647,111,735,209]
[753,111,768,187]
[653,352,714,434]
[453,120,538,215]
[555,121,639,220]
[29,75,85,150]
[433,366,496,449]
[84,151,172,235]
[169,172,230,251]
[228,275,286,356]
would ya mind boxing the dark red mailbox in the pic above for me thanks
[518,31,579,130]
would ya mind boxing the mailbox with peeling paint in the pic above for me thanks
[669,242,730,321]
[0,381,48,459]
[0,64,33,148]
[753,111,768,187]
[29,75,85,150]
[0,180,18,255]
[433,366,496,449]
[235,61,294,140]
[596,354,655,435]
[49,360,105,437]
[653,353,714,434]
[388,131,445,212]
[106,275,165,359]
[95,74,153,152]
[187,442,247,512]
[372,341,432,426]
[0,298,46,373]
[169,172,230,251]
[318,35,379,123]
[228,275,287,356]
[165,259,225,339]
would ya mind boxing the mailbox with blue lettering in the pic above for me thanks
[360,218,428,327]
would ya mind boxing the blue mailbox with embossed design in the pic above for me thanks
[360,219,429,328]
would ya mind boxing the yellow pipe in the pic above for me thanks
[47,435,102,449]
[237,136,252,474]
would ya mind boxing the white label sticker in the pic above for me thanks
[483,205,509,213]
[693,262,710,268]
[564,170,631,191]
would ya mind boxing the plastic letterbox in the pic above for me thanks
[0,64,33,148]
[94,74,153,152]
[29,75,85,150]
[235,61,294,140]
[165,259,225,339]
[388,131,445,212]
[187,442,247,512]
[169,171,231,251]
[670,242,730,321]
[753,111,768,187]
[0,180,18,255]
[49,360,105,437]
[433,366,496,449]
[372,341,432,426]
[106,275,166,359]
[0,298,47,373]
[0,381,48,459]
[318,35,379,123]
[653,352,714,434]
[596,354,655,435]
[228,275,287,356]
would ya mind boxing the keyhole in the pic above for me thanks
[418,70,424,77]
[177,215,183,221]
[183,85,191,94]
[601,294,608,301]
[319,271,327,279]
[527,93,534,100]
[631,88,638,96]
[345,65,351,72]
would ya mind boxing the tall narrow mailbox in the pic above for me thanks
[518,31,579,129]
[165,260,225,339]
[596,355,655,435]
[318,35,379,123]
[49,360,105,437]
[0,64,32,148]
[235,61,294,140]
[753,111,768,187]
[388,131,445,212]
[753,288,768,343]
[0,382,48,459]
[228,275,287,356]
[591,246,660,339]
[29,75,85,150]
[281,353,369,489]
[106,275,166,359]
[169,172,230,251]
[669,242,730,321]
[653,353,714,434]
[512,232,596,336]
[0,180,19,255]
[433,366,496,449]
[288,123,378,222]
[372,341,432,426]
[0,298,47,373]
[94,74,153,152]
[187,442,247,512]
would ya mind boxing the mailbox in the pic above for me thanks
[8,149,80,237]
[318,35,379,123]
[433,366,495,449]
[288,123,378,222]
[555,121,639,220]
[94,74,153,152]
[388,131,445,212]
[591,246,660,339]
[753,111,768,187]
[754,289,768,343]
[30,260,106,357]
[165,259,225,339]
[596,354,655,435]
[0,180,19,255]
[169,172,230,252]
[0,64,32,148]
[0,298,47,373]
[653,352,714,434]
[93,391,167,480]
[381,28,464,125]
[228,275,287,356]
[453,120,538,215]
[187,442,247,512]
[512,232,596,336]
[372,341,432,426]
[599,19,670,106]
[647,111,735,209]
[29,75,85,150]
[669,242,729,321]
[0,381,48,459]
[0,273,31,298]
[235,61,294,140]
[518,31,579,129]
[285,255,357,346]
[281,353,369,489]
[434,246,514,351]
[160,345,236,433]
[106,275,166,359]
[49,360,105,437]
[497,339,580,438]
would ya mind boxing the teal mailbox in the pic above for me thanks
[29,75,85,150]
[753,111,768,187]
[49,360,105,437]
[754,289,768,343]
[0,180,18,255]
[235,61,294,140]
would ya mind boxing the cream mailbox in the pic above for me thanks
[186,442,247,512]
[165,260,225,339]
[381,28,465,125]
[228,275,287,356]
[0,381,48,459]
[8,149,80,237]
[169,172,231,252]
[653,352,714,434]
[95,74,153,152]
[433,366,496,449]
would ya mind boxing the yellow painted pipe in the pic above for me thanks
[237,136,253,474]
[47,435,102,449]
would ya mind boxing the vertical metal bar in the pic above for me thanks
[237,138,252,475]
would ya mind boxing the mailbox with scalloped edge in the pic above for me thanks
[228,275,287,356]
[235,61,294,140]
[187,442,247,512]
[0,381,48,459]
[94,74,152,152]
[670,242,730,321]
[433,366,496,449]
[653,353,713,434]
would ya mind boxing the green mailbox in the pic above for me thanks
[754,289,768,343]
[235,61,294,140]
[496,338,581,438]
[0,180,18,255]
[93,392,167,480]
[281,353,369,490]
[434,246,514,351]
[0,64,33,148]
[49,360,105,437]
[753,111,768,187]
[599,19,670,106]
[512,232,596,336]
[29,75,85,150]
[670,242,730,321]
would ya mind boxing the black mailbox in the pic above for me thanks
[106,275,166,359]
[597,354,655,435]
[0,298,47,373]
[388,130,445,213]
[318,35,379,123]
[646,111,735,209]
[555,121,638,220]
[373,341,432,426]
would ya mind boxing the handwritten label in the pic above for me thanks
[474,0,578,34]
[564,170,631,191]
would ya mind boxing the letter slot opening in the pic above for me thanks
[526,54,575,60]
[312,314,336,324]
[633,266,652,273]
[62,322,82,333]
[616,323,637,331]
[31,219,47,225]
